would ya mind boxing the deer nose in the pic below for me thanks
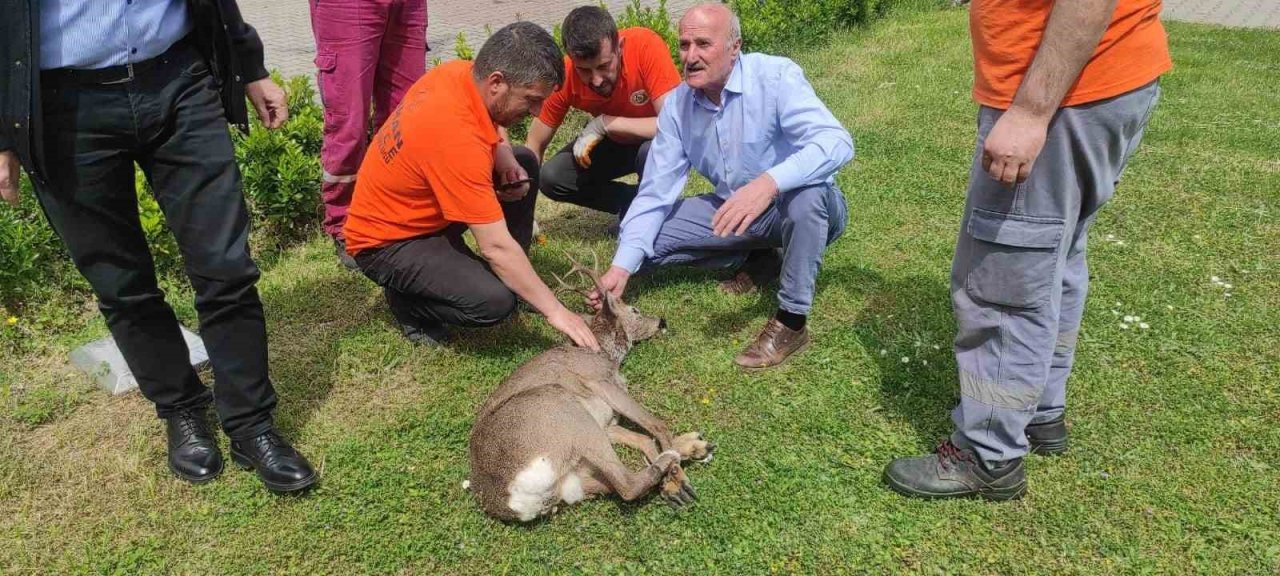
[658,318,667,330]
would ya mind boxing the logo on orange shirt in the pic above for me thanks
[629,89,650,106]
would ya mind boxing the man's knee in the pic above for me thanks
[635,140,653,178]
[780,184,833,224]
[538,152,577,201]
[460,283,517,327]
[512,145,541,190]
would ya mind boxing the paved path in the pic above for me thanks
[241,0,699,81]
[1162,0,1280,29]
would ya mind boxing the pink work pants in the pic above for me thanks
[310,0,428,239]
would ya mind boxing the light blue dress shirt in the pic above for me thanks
[39,0,193,70]
[613,53,855,273]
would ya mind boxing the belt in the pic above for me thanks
[40,35,194,87]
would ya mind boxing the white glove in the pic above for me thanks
[573,115,609,168]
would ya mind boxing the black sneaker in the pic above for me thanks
[883,440,1027,501]
[1027,414,1069,456]
[334,238,359,271]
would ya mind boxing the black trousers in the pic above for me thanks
[35,39,275,439]
[538,138,651,217]
[354,146,539,330]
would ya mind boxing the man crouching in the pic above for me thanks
[343,22,598,351]
[590,3,853,369]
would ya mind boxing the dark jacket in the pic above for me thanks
[0,0,271,185]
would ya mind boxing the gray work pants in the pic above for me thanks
[642,183,848,315]
[950,81,1162,464]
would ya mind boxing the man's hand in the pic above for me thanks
[712,173,778,237]
[246,78,289,130]
[546,306,600,350]
[587,266,631,311]
[493,144,530,202]
[982,107,1050,186]
[573,115,610,168]
[1,151,21,207]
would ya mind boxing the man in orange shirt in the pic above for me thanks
[884,0,1171,500]
[525,6,681,226]
[343,22,598,350]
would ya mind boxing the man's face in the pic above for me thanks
[492,79,555,127]
[570,38,622,97]
[678,11,739,93]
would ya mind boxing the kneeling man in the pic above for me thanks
[591,4,853,369]
[344,22,598,351]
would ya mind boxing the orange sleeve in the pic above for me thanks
[413,126,503,225]
[637,29,681,100]
[537,57,575,128]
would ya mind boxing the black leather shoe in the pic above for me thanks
[1027,414,1069,455]
[883,440,1026,501]
[165,408,223,484]
[230,429,318,493]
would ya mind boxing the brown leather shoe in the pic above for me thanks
[719,249,782,295]
[734,318,809,369]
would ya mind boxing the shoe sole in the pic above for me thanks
[230,449,319,493]
[882,470,1027,502]
[736,339,810,371]
[1029,438,1069,456]
[168,459,224,485]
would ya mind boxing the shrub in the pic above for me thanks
[616,0,679,63]
[0,176,69,306]
[730,0,891,55]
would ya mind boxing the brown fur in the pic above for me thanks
[467,259,712,522]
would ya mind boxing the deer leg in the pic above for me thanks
[608,426,660,462]
[582,449,693,506]
[586,376,677,451]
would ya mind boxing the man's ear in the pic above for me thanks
[484,71,506,95]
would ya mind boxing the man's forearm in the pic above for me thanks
[480,238,563,315]
[1011,0,1118,118]
[604,116,658,144]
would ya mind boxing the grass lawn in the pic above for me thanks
[2,7,1278,575]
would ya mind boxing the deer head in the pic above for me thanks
[553,251,665,362]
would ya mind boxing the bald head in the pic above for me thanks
[678,3,743,103]
[680,3,740,44]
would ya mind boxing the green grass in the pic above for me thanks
[2,8,1278,574]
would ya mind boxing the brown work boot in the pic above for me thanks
[734,318,809,369]
[720,249,782,295]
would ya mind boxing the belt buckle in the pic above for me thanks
[101,62,135,85]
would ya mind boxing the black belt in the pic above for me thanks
[40,35,194,86]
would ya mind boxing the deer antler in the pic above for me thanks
[551,271,592,299]
[561,250,603,289]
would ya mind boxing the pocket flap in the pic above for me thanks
[314,53,337,72]
[968,208,1063,249]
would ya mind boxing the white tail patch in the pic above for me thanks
[461,480,471,491]
[558,473,585,504]
[507,456,559,522]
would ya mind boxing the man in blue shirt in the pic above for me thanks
[589,3,853,369]
[0,1,317,493]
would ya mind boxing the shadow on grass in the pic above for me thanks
[833,264,960,447]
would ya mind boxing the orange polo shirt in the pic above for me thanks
[537,27,681,128]
[971,0,1172,109]
[344,60,504,254]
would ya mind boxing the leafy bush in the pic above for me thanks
[730,0,891,55]
[0,177,69,306]
[233,72,324,244]
[616,0,679,62]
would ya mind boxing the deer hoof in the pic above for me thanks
[660,465,696,508]
[675,432,715,462]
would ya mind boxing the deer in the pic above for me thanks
[467,253,715,522]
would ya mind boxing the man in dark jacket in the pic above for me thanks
[0,0,318,493]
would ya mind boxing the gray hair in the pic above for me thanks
[473,22,565,88]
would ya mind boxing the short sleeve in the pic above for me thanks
[537,58,575,128]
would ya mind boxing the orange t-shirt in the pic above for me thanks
[537,27,681,128]
[971,0,1172,109]
[343,60,504,254]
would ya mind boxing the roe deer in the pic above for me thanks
[467,255,714,522]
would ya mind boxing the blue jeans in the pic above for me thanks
[641,183,848,315]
